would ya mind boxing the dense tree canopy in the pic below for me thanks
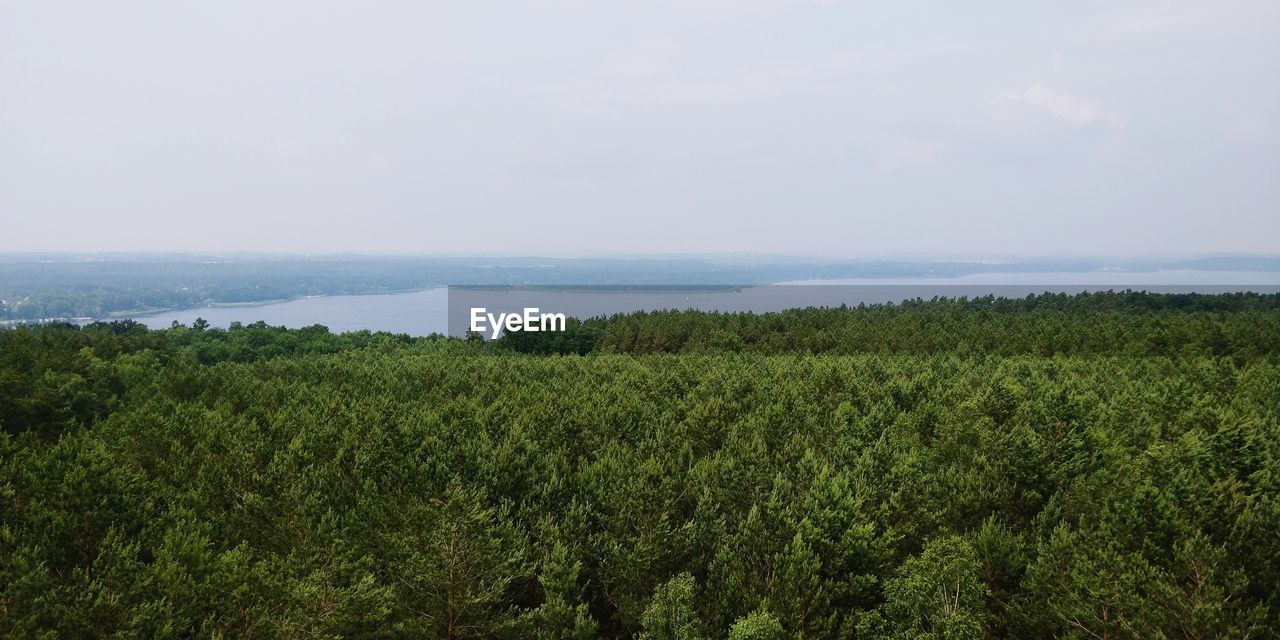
[502,291,1280,358]
[2,292,1277,638]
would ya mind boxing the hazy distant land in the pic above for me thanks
[2,253,1277,325]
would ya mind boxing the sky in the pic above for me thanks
[2,0,1278,258]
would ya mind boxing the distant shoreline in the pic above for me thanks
[5,268,1280,328]
[0,287,446,327]
[112,287,445,321]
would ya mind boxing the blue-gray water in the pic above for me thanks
[130,271,1280,336]
[135,288,450,335]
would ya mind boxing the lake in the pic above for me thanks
[131,271,1280,336]
[135,288,451,335]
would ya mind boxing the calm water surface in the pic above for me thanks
[135,288,450,335]
[130,271,1279,336]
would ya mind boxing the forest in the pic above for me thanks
[1,292,1278,639]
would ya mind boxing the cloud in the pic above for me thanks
[1003,84,1126,126]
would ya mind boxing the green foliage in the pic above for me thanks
[884,536,988,639]
[640,573,704,640]
[524,541,598,640]
[728,609,786,640]
[500,291,1280,358]
[1,293,1277,638]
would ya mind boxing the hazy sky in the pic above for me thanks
[2,1,1277,258]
